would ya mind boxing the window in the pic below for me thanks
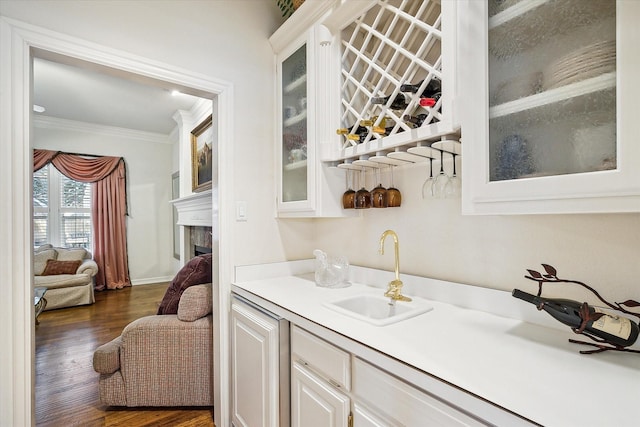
[33,165,92,250]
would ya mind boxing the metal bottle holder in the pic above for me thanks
[524,264,640,355]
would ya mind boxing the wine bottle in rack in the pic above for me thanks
[336,124,369,143]
[370,93,408,110]
[360,116,388,128]
[403,114,428,128]
[512,289,640,348]
[401,78,441,95]
[401,79,441,108]
[419,91,441,107]
[372,126,405,137]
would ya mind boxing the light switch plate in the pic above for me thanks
[236,201,248,221]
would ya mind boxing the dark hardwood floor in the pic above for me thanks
[35,283,215,427]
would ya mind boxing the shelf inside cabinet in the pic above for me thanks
[284,110,307,128]
[284,74,307,94]
[489,0,615,58]
[283,159,308,172]
[489,72,615,122]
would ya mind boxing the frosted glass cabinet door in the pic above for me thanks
[488,0,615,181]
[460,0,640,214]
[280,43,309,204]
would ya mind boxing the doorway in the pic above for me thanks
[0,19,234,427]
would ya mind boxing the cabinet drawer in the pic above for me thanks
[353,358,488,426]
[291,325,350,390]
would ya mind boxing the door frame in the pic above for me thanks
[0,17,234,427]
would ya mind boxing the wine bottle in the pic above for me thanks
[419,92,441,107]
[370,93,408,110]
[401,78,441,96]
[512,289,640,348]
[360,116,387,128]
[403,114,428,128]
[401,79,442,108]
[336,124,368,143]
[372,126,404,137]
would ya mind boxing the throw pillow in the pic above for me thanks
[157,253,212,315]
[177,283,213,322]
[42,259,82,275]
[34,249,57,275]
[56,247,87,262]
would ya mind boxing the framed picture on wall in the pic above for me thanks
[191,114,213,192]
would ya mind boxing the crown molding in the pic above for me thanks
[269,0,337,53]
[33,115,171,144]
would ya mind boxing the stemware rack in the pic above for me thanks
[322,0,461,171]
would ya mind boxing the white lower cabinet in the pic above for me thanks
[290,325,351,427]
[352,357,487,427]
[353,402,400,427]
[232,301,523,426]
[231,296,289,427]
[291,362,350,427]
[290,325,487,427]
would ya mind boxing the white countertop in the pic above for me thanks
[233,261,640,427]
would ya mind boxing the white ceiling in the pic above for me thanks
[32,57,206,135]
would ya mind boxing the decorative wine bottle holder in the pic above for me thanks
[523,264,640,355]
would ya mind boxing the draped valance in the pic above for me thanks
[34,149,130,290]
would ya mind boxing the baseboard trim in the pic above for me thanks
[131,276,173,286]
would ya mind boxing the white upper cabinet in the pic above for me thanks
[271,0,460,217]
[460,0,640,214]
[271,1,350,217]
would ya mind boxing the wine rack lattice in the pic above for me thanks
[339,0,443,148]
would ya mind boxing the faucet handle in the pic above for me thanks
[384,279,412,302]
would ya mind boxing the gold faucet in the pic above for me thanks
[378,230,411,302]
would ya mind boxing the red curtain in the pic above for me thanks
[34,149,131,290]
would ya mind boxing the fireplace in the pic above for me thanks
[171,190,214,261]
[194,245,212,256]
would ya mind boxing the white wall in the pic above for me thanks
[314,162,640,305]
[33,120,175,284]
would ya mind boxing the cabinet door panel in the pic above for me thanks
[461,0,640,214]
[291,362,349,427]
[231,301,281,427]
[353,402,400,427]
[291,325,351,390]
[353,358,486,426]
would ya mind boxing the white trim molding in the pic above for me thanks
[172,189,214,227]
[0,16,235,427]
[33,115,172,144]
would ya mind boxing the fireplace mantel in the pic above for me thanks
[171,190,213,227]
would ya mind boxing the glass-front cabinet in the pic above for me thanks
[460,0,640,214]
[271,2,354,218]
[279,42,309,207]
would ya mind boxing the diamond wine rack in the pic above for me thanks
[324,0,461,170]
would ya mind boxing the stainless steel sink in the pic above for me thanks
[324,294,432,326]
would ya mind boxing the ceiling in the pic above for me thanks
[32,57,206,136]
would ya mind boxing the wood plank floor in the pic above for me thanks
[35,283,215,427]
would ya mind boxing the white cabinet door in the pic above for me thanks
[353,402,400,427]
[460,0,640,214]
[353,358,488,427]
[231,299,284,427]
[291,361,350,427]
[272,22,349,218]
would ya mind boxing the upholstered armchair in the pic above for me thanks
[33,244,98,310]
[92,283,214,407]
